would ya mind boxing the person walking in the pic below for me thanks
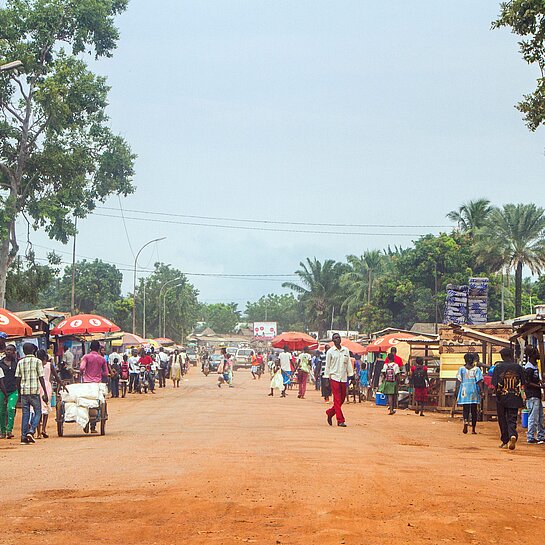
[379,353,400,415]
[35,349,64,439]
[452,353,483,434]
[492,347,525,450]
[320,347,331,402]
[411,357,430,417]
[157,347,169,388]
[296,346,312,399]
[0,344,18,439]
[312,350,322,391]
[170,349,183,388]
[15,343,48,444]
[523,345,545,444]
[109,351,121,398]
[279,346,293,398]
[128,349,140,393]
[324,333,354,427]
[80,340,108,433]
[119,354,130,398]
[359,362,369,401]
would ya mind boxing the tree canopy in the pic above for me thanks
[0,0,135,304]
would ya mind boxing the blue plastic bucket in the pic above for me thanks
[522,409,529,429]
[375,393,387,406]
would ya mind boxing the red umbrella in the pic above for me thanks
[0,308,32,337]
[328,337,366,355]
[365,332,415,353]
[271,331,318,351]
[51,314,121,336]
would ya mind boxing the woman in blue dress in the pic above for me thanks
[454,353,484,435]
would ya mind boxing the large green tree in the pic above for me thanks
[200,303,240,334]
[0,0,135,305]
[39,258,124,314]
[476,203,545,317]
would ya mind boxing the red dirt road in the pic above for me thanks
[1,370,545,545]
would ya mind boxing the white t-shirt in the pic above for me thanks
[279,352,292,372]
[128,356,140,373]
[0,367,4,379]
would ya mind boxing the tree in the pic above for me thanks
[282,258,347,337]
[39,258,124,315]
[494,1,545,132]
[6,251,59,309]
[446,199,492,234]
[200,303,240,334]
[245,293,303,332]
[0,0,135,305]
[476,203,545,317]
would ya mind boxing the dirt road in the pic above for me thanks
[2,370,545,545]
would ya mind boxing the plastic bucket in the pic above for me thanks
[522,409,529,429]
[375,393,387,406]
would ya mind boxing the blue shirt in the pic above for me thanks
[456,366,483,405]
[359,368,369,387]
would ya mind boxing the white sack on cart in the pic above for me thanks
[76,406,90,428]
[76,397,99,409]
[61,383,107,403]
[64,402,78,422]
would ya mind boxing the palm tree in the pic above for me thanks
[476,203,545,317]
[282,258,345,337]
[447,198,493,234]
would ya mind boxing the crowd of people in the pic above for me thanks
[0,339,193,445]
[259,335,544,451]
[2,333,543,452]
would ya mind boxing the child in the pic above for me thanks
[268,361,284,397]
[119,354,130,398]
[380,353,400,415]
[411,357,429,416]
[359,362,369,401]
[217,354,233,388]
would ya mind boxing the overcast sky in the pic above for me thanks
[27,0,545,308]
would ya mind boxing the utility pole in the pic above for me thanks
[71,217,78,314]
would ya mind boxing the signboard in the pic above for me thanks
[253,322,277,339]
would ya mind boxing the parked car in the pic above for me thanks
[234,348,255,370]
[209,354,223,372]
[186,348,198,366]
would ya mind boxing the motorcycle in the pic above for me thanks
[138,365,149,393]
[202,360,210,376]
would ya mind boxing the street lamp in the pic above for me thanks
[132,237,166,334]
[159,277,184,336]
[163,280,185,338]
[0,60,23,72]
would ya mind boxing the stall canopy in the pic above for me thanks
[272,331,318,351]
[154,337,175,346]
[328,337,366,355]
[0,308,32,337]
[51,314,121,336]
[365,332,417,353]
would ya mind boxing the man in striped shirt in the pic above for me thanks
[15,343,48,444]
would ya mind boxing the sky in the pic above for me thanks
[26,0,545,308]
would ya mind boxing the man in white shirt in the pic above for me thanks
[278,346,293,398]
[157,347,169,388]
[128,349,140,393]
[324,333,354,427]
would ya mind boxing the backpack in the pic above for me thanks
[412,366,427,389]
[385,363,396,382]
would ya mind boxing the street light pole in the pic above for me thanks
[132,237,166,334]
[158,277,184,336]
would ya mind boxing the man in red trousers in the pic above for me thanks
[324,333,354,427]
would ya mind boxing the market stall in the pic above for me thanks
[438,324,511,418]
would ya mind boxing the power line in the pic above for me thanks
[32,244,296,280]
[92,212,429,236]
[96,205,451,229]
